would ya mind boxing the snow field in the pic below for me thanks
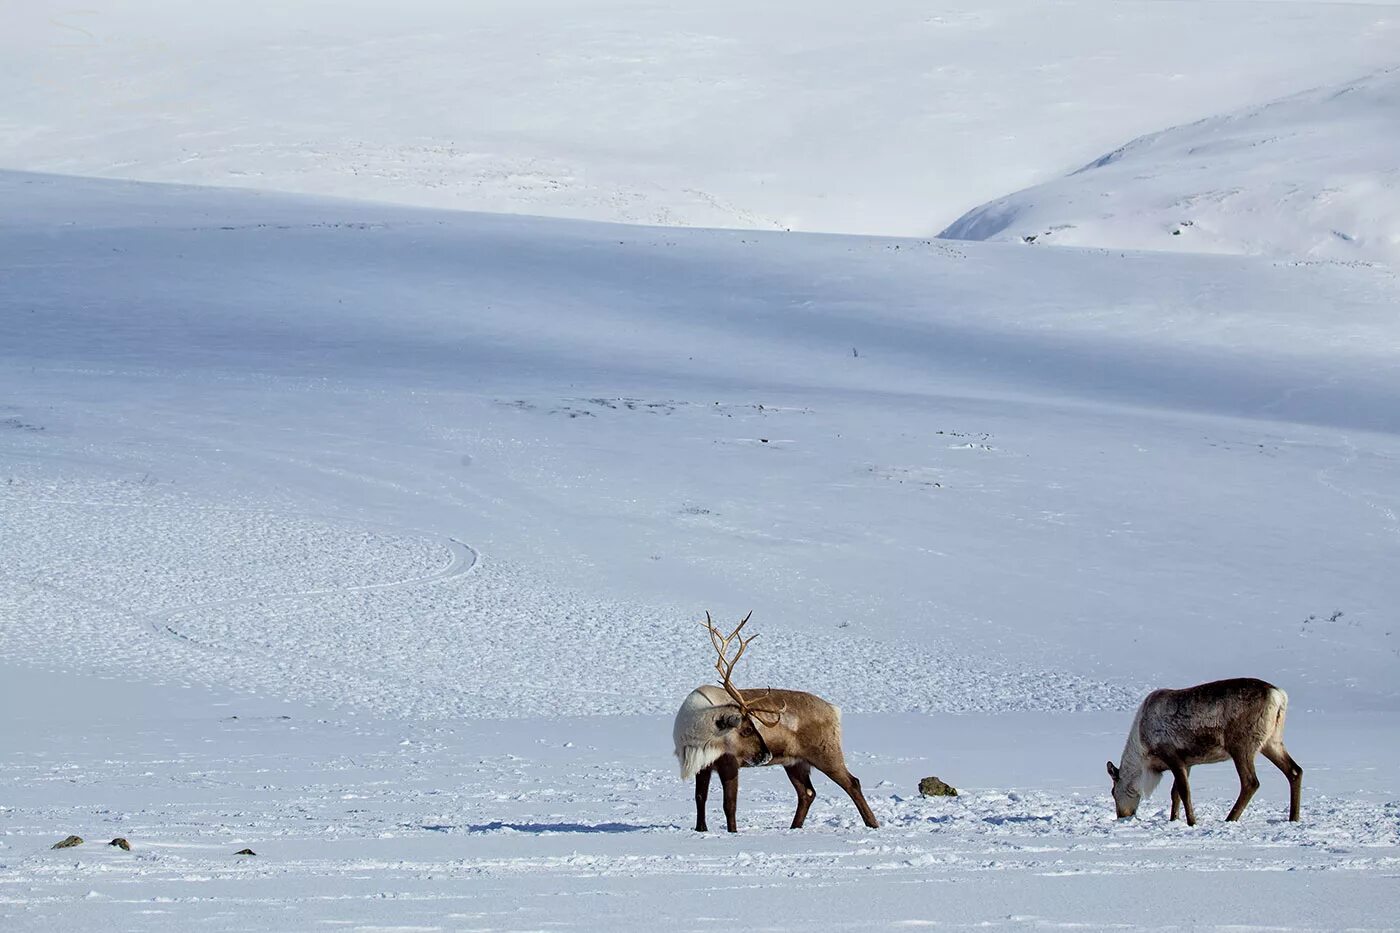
[0,474,1139,719]
[3,176,1398,921]
[3,663,1395,931]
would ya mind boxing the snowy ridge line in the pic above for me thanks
[940,67,1400,264]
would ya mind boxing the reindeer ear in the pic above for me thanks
[716,712,742,732]
[1106,761,1119,780]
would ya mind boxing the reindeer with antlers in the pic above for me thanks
[672,611,880,832]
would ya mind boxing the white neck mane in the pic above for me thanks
[1119,705,1163,798]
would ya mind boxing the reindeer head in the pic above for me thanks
[1106,761,1141,818]
[702,610,786,765]
[673,684,773,778]
[709,702,772,768]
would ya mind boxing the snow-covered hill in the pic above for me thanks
[941,68,1400,263]
[5,0,1399,234]
[5,168,1400,714]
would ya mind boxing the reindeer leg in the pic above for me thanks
[693,767,713,832]
[785,763,817,829]
[814,762,879,829]
[1262,744,1303,822]
[1226,752,1261,822]
[716,755,741,833]
[1169,766,1191,820]
[1166,759,1196,826]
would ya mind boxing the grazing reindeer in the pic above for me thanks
[1107,678,1303,826]
[672,612,880,833]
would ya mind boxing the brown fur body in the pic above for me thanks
[1108,677,1303,825]
[674,685,879,833]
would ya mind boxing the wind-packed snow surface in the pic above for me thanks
[941,68,1400,264]
[3,171,1399,929]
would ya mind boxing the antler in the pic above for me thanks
[702,610,786,728]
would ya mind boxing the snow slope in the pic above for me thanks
[5,169,1400,719]
[941,68,1400,264]
[5,0,1400,233]
[4,112,1400,933]
[4,166,1400,926]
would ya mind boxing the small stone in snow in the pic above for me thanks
[51,835,84,849]
[918,776,959,797]
[234,848,257,856]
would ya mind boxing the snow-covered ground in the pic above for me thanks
[3,171,1399,929]
[4,663,1396,931]
[4,1,1400,928]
